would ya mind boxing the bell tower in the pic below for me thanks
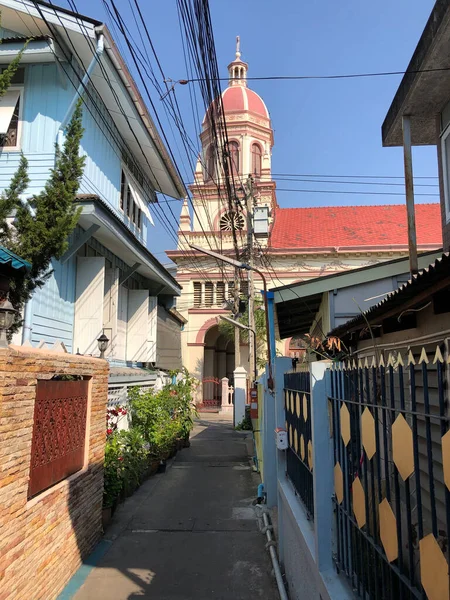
[176,39,277,251]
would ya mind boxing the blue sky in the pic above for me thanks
[70,0,437,261]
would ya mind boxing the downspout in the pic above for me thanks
[22,34,105,345]
[57,33,104,148]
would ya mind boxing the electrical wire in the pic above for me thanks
[180,65,450,83]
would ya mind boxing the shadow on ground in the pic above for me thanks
[69,415,278,600]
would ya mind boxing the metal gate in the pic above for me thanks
[200,377,221,411]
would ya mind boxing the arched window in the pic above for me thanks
[228,141,239,176]
[251,143,262,179]
[205,145,215,182]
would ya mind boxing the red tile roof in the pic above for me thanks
[269,204,442,250]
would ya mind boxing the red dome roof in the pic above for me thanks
[221,86,269,118]
[203,85,269,124]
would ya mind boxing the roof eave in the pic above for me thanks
[382,0,450,147]
[98,25,185,199]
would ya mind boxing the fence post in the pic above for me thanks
[262,357,292,508]
[233,366,247,426]
[310,360,334,572]
[221,377,233,414]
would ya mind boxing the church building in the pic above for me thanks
[166,41,442,407]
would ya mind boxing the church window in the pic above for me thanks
[220,211,245,231]
[193,282,202,307]
[251,143,262,179]
[216,281,225,304]
[205,145,215,182]
[204,282,214,307]
[228,141,240,176]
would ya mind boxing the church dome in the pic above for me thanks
[221,86,269,118]
[203,37,270,125]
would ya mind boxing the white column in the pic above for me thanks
[221,377,233,413]
[233,366,247,426]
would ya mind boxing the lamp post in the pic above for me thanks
[189,244,274,389]
[220,315,257,382]
[97,331,109,359]
[0,296,17,348]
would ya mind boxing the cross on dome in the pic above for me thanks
[228,35,248,87]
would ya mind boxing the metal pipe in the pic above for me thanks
[402,115,419,276]
[57,33,105,148]
[256,506,289,600]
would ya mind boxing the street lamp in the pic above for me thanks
[97,331,109,359]
[189,243,274,389]
[0,296,17,348]
[220,315,258,382]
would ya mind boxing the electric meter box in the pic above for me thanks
[253,206,269,237]
[275,427,288,450]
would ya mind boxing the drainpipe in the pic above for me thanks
[402,115,419,276]
[57,33,104,148]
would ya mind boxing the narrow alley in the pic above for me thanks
[70,415,278,600]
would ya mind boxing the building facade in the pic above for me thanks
[167,42,442,403]
[0,0,185,368]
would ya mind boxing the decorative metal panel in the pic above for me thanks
[329,347,450,600]
[284,370,313,518]
[28,379,89,499]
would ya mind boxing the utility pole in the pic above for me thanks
[245,175,256,384]
[233,268,240,369]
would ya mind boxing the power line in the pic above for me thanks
[273,177,438,188]
[275,188,438,197]
[272,173,438,180]
[180,65,450,83]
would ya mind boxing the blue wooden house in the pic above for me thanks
[0,0,185,366]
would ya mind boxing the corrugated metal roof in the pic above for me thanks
[0,246,31,271]
[330,253,450,338]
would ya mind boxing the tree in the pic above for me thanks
[2,99,85,332]
[0,18,30,99]
[218,297,268,367]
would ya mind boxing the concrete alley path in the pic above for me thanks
[72,414,279,600]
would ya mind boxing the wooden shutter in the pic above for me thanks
[148,295,157,363]
[116,285,128,361]
[73,257,105,355]
[126,290,149,362]
[103,268,119,359]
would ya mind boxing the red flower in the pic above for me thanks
[106,428,113,435]
[118,456,124,461]
[121,409,127,415]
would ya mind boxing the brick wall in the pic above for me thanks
[0,345,109,600]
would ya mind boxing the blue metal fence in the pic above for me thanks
[330,350,450,600]
[284,369,314,518]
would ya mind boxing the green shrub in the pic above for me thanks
[103,370,198,509]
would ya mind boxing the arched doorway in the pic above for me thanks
[201,325,235,410]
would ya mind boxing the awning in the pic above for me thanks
[127,178,154,226]
[0,90,19,134]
